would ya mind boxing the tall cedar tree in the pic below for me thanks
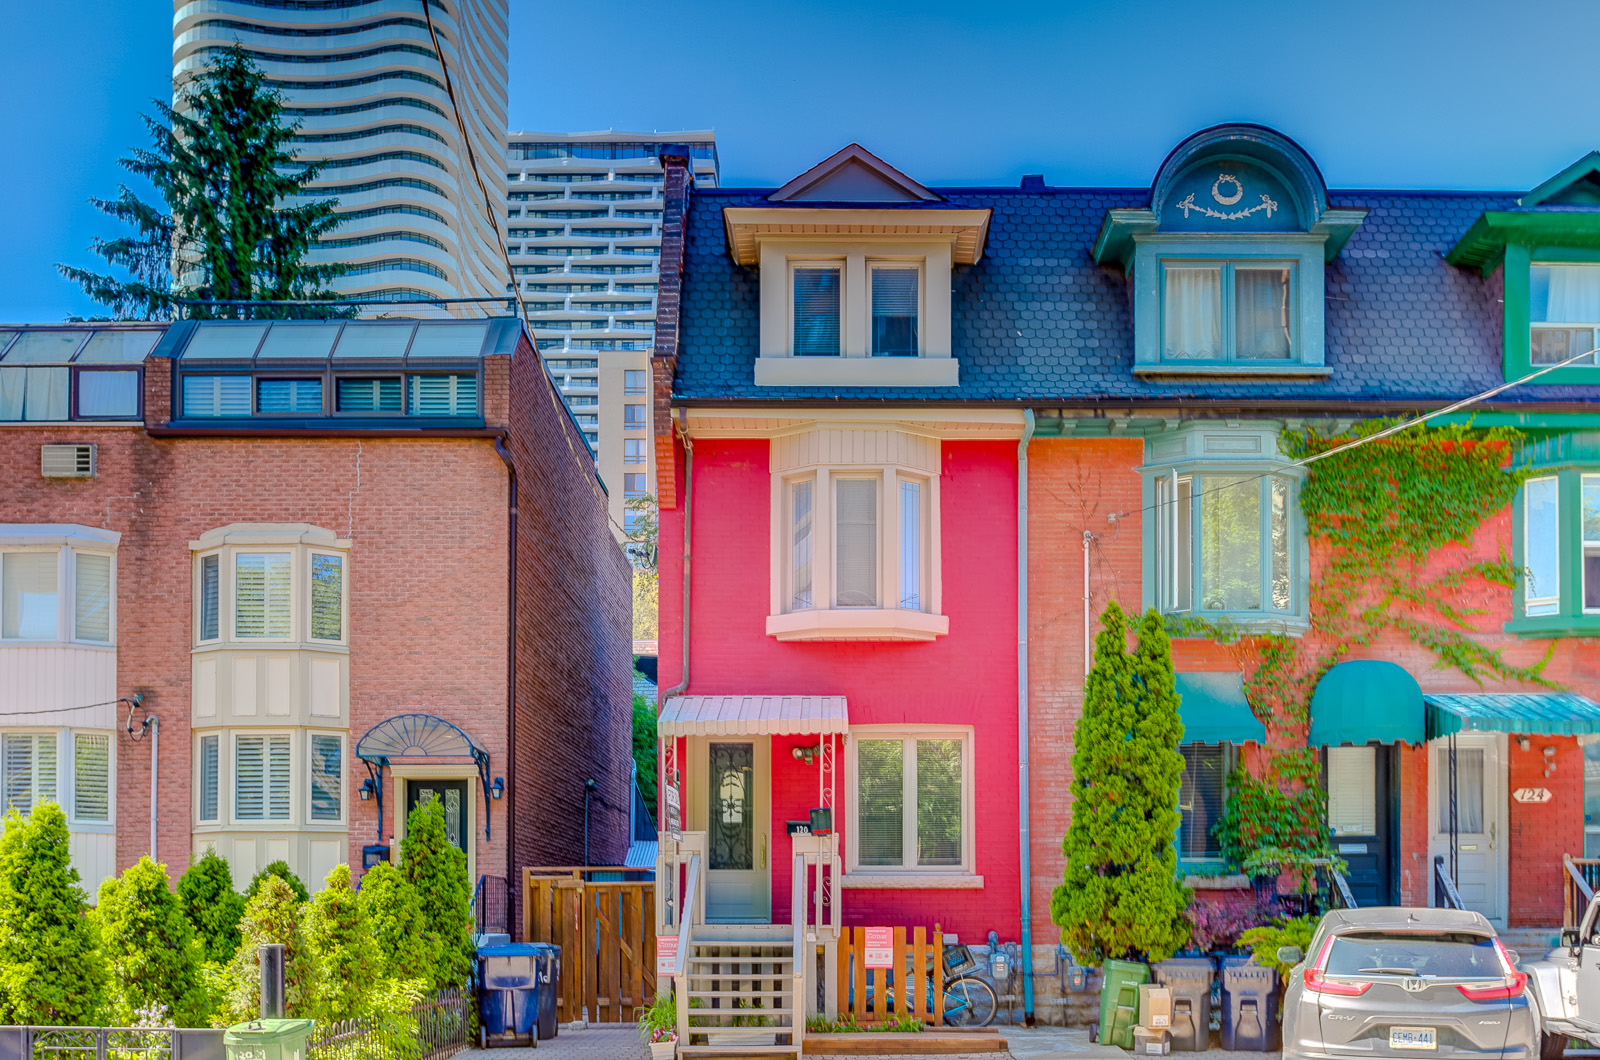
[1051,602,1192,964]
[357,861,439,986]
[304,864,380,1021]
[401,797,475,988]
[96,857,211,1027]
[245,859,310,905]
[178,850,247,964]
[0,804,106,1024]
[59,45,345,319]
[218,875,314,1024]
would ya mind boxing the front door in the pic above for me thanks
[1326,744,1396,906]
[408,779,471,859]
[693,738,771,922]
[1430,734,1508,925]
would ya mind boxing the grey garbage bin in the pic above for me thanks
[1155,957,1215,1051]
[1219,956,1277,1051]
[529,942,561,1040]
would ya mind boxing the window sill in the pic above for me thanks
[1165,612,1309,638]
[1504,614,1600,639]
[1184,872,1248,889]
[1132,363,1331,379]
[192,642,350,655]
[766,609,949,642]
[0,641,116,652]
[840,873,983,890]
[754,356,959,388]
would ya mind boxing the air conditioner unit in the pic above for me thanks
[40,444,96,478]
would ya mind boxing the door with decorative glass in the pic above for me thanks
[407,779,470,859]
[692,738,771,922]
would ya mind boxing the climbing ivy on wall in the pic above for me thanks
[1200,420,1552,864]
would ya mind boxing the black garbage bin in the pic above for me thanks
[530,942,561,1040]
[1154,957,1215,1051]
[1220,956,1278,1051]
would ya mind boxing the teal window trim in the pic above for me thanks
[1508,464,1600,638]
[1503,243,1600,385]
[1131,236,1327,376]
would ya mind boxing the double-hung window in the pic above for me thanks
[783,472,931,615]
[1530,265,1600,366]
[1178,746,1227,861]
[1163,261,1294,362]
[792,266,842,356]
[871,266,919,357]
[234,734,292,822]
[1155,472,1294,615]
[850,731,970,874]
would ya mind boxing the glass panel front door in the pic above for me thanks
[697,738,770,922]
[408,779,470,858]
[709,743,753,870]
[1430,736,1506,925]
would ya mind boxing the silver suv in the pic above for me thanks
[1280,908,1535,1060]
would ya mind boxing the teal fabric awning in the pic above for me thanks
[1425,692,1600,739]
[1175,672,1266,745]
[1310,660,1425,746]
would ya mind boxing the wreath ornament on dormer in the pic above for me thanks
[1174,171,1280,222]
[1211,173,1244,206]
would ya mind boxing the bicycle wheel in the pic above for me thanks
[943,975,997,1027]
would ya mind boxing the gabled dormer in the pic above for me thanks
[1447,152,1600,385]
[722,144,990,388]
[1093,124,1366,378]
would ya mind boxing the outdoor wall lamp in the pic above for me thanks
[491,778,505,800]
[792,743,823,766]
[358,778,377,801]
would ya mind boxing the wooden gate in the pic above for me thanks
[835,925,945,1025]
[523,868,656,1025]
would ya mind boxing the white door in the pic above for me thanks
[690,737,771,922]
[1429,734,1508,926]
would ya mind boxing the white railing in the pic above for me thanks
[792,853,807,1052]
[792,832,843,1019]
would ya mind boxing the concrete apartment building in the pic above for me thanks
[0,320,632,929]
[505,131,719,534]
[173,0,511,313]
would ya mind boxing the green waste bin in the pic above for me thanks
[1097,958,1151,1050]
[223,1018,315,1060]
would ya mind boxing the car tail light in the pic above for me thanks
[1303,935,1372,997]
[1457,939,1527,1001]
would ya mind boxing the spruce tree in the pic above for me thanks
[0,804,106,1025]
[178,850,247,964]
[59,45,346,319]
[401,797,475,989]
[304,865,380,1021]
[358,861,438,986]
[96,856,211,1027]
[1051,602,1191,965]
[244,859,310,905]
[218,875,315,1024]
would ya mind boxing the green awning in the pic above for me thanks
[1175,672,1265,745]
[1425,692,1600,739]
[1309,660,1424,746]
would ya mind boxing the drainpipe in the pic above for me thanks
[494,436,518,919]
[1083,530,1093,676]
[1016,409,1036,1024]
[149,717,160,861]
[660,408,694,701]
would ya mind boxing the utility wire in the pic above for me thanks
[0,698,131,718]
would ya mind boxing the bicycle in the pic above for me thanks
[856,941,999,1027]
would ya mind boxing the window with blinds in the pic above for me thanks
[336,377,402,413]
[899,481,921,610]
[309,734,342,822]
[183,376,251,418]
[871,267,919,357]
[916,739,962,866]
[1327,746,1377,836]
[235,553,292,639]
[74,552,111,643]
[1178,746,1226,859]
[235,734,292,822]
[793,267,841,356]
[198,554,220,641]
[853,734,968,871]
[408,374,478,416]
[73,733,110,823]
[856,740,904,867]
[790,479,813,610]
[310,554,343,641]
[2,551,59,640]
[835,478,878,607]
[2,733,56,815]
[199,734,219,822]
[256,379,324,415]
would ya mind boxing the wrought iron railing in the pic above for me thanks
[1433,855,1467,911]
[473,873,511,936]
[308,989,471,1060]
[0,1027,222,1060]
[1564,855,1599,929]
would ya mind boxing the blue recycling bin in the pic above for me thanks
[530,942,561,1040]
[478,943,542,1041]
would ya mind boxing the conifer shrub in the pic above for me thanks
[0,804,106,1025]
[244,860,310,905]
[1051,602,1192,965]
[178,850,247,964]
[400,797,475,989]
[217,875,315,1024]
[358,861,439,985]
[95,856,211,1027]
[304,864,380,1021]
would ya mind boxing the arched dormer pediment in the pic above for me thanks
[1150,124,1327,233]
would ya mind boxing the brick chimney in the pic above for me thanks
[652,145,693,508]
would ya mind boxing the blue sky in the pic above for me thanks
[4,0,1598,321]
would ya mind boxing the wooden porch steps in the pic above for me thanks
[803,1029,1009,1055]
[678,1048,799,1058]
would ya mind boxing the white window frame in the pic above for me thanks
[68,550,115,646]
[232,551,296,643]
[196,731,222,825]
[0,547,64,643]
[867,259,924,358]
[192,531,352,647]
[306,550,348,646]
[843,726,975,878]
[0,729,61,816]
[231,730,295,825]
[830,472,884,609]
[306,730,346,825]
[66,728,115,830]
[1525,475,1562,618]
[1529,263,1600,367]
[789,259,845,357]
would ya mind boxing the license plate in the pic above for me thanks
[1390,1027,1437,1050]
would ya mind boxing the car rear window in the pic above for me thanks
[1325,932,1503,979]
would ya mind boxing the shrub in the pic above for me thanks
[304,864,381,1021]
[400,797,474,988]
[0,804,106,1025]
[217,875,315,1025]
[358,861,439,984]
[178,850,247,964]
[244,860,309,906]
[1239,914,1319,982]
[1051,603,1191,965]
[1183,893,1261,953]
[96,856,211,1027]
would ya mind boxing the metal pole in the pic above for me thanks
[149,718,160,862]
[1448,734,1460,887]
[259,944,285,1019]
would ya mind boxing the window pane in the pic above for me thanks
[857,740,903,867]
[1178,746,1224,859]
[407,322,487,358]
[1531,265,1600,323]
[75,330,158,363]
[1525,476,1560,616]
[899,480,921,609]
[74,553,111,643]
[0,366,69,421]
[1199,476,1261,611]
[332,322,414,359]
[1327,746,1376,835]
[336,377,401,412]
[255,322,339,360]
[267,736,292,821]
[1438,747,1485,834]
[1586,476,1600,612]
[1270,477,1291,611]
[310,734,342,822]
[623,404,646,429]
[835,479,878,607]
[310,555,343,641]
[3,552,58,639]
[182,376,251,418]
[1162,266,1221,359]
[235,735,265,820]
[1234,267,1293,360]
[791,479,813,610]
[916,739,962,866]
[235,554,291,638]
[707,742,753,871]
[182,324,266,359]
[1530,327,1598,367]
[793,268,841,357]
[200,735,219,822]
[199,555,220,641]
[1157,476,1193,611]
[0,332,86,363]
[73,734,110,823]
[871,268,919,357]
[77,371,140,417]
[2,733,55,816]
[256,378,323,414]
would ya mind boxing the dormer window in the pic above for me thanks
[793,266,841,356]
[1530,264,1600,366]
[871,266,919,357]
[1163,261,1294,362]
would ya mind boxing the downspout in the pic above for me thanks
[661,408,694,701]
[149,717,160,861]
[494,436,517,918]
[1016,409,1036,1024]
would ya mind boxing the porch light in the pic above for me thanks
[792,743,823,765]
[491,777,505,800]
[359,778,377,801]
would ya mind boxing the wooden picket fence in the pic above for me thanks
[522,867,656,1025]
[836,925,945,1025]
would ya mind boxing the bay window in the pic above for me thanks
[194,530,350,647]
[848,730,971,876]
[1155,472,1294,616]
[1511,461,1600,635]
[0,547,116,644]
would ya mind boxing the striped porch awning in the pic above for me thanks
[658,696,849,738]
[1424,691,1600,739]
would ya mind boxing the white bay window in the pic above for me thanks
[0,547,115,644]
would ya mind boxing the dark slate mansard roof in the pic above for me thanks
[674,185,1600,407]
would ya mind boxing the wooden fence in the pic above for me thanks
[523,867,656,1025]
[835,925,945,1025]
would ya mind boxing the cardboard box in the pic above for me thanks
[1139,984,1174,1030]
[1133,1026,1172,1055]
